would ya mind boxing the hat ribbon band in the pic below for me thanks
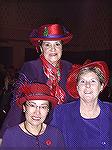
[25,92,50,97]
[34,35,65,38]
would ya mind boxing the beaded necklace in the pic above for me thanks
[24,121,43,136]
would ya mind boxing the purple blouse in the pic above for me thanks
[1,125,65,150]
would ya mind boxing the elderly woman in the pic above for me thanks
[1,23,74,136]
[50,60,112,149]
[1,83,64,149]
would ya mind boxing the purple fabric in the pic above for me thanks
[0,58,74,137]
[50,99,112,149]
[1,125,64,150]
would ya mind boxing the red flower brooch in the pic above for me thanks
[45,139,52,146]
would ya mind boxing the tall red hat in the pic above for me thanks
[16,83,58,108]
[29,23,73,47]
[66,60,110,99]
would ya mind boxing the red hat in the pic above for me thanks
[16,83,58,108]
[29,23,73,47]
[66,60,110,99]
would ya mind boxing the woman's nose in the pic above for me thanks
[85,81,91,88]
[50,45,56,51]
[34,107,41,114]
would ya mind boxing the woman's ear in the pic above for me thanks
[100,83,104,92]
[23,105,26,113]
[39,46,43,53]
[76,85,79,92]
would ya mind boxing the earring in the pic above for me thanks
[23,110,26,113]
[39,46,43,53]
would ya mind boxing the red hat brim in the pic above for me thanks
[16,95,58,109]
[66,61,109,99]
[29,33,73,48]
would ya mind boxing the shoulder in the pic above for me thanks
[99,100,112,114]
[3,125,19,136]
[19,58,42,74]
[54,100,79,113]
[22,58,41,67]
[61,60,72,67]
[103,101,112,106]
[60,60,73,75]
[50,101,79,129]
[99,100,112,108]
[47,125,63,135]
[102,101,112,110]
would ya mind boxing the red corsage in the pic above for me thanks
[45,139,52,146]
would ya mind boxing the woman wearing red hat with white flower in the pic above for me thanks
[1,23,74,137]
[51,60,112,149]
[1,83,64,149]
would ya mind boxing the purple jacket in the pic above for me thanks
[0,58,74,137]
[50,99,112,149]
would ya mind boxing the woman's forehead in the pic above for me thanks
[28,100,49,105]
[42,40,61,43]
[78,71,99,79]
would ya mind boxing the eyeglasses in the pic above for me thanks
[42,42,62,50]
[26,102,49,111]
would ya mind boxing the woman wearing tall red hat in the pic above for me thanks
[1,82,65,149]
[0,23,74,137]
[50,60,112,149]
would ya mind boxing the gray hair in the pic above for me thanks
[77,67,105,85]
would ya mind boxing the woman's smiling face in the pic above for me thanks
[23,100,49,127]
[77,71,104,103]
[41,40,62,66]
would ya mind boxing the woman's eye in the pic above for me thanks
[80,80,85,83]
[41,106,48,109]
[30,104,36,108]
[91,79,97,83]
[56,43,61,46]
[45,43,50,47]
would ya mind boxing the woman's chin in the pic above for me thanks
[82,96,93,103]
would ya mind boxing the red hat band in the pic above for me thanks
[29,23,73,48]
[38,24,65,38]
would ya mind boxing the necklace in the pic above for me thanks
[24,121,43,137]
